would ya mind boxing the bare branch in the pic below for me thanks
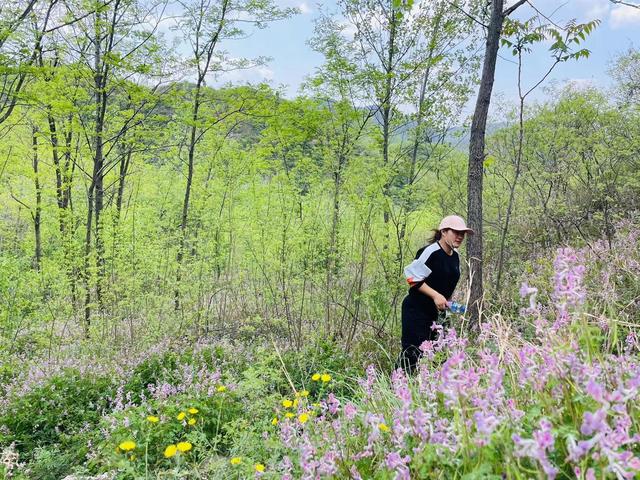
[504,0,529,17]
[610,0,640,8]
[445,1,488,29]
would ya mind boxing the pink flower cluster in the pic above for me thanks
[271,246,640,478]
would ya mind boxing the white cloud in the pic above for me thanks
[610,5,640,29]
[536,0,609,24]
[581,0,610,21]
[216,65,275,84]
[298,2,312,14]
[338,19,358,40]
[564,78,597,91]
[256,65,275,81]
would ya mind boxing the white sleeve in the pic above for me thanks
[403,243,438,284]
[404,260,431,284]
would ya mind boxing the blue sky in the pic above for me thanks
[203,0,639,116]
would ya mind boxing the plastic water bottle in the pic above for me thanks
[446,301,466,314]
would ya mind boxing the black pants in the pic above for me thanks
[396,293,438,374]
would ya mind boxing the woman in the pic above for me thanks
[397,215,473,373]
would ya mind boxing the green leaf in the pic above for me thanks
[484,155,496,168]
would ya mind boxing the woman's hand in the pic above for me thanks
[432,292,447,311]
[416,283,448,310]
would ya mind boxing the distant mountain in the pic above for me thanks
[385,116,509,152]
[443,122,509,152]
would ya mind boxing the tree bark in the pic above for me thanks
[326,146,345,334]
[47,110,65,230]
[381,2,397,229]
[467,0,527,329]
[83,182,95,334]
[174,0,229,311]
[32,127,42,271]
[466,0,506,329]
[93,15,108,310]
[175,81,202,311]
[116,145,132,219]
[495,96,524,292]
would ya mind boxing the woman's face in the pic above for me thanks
[441,228,466,249]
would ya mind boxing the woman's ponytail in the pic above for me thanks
[429,229,442,244]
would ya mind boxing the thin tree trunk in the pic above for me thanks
[175,81,202,311]
[398,37,437,260]
[94,77,107,310]
[84,6,107,327]
[174,0,229,312]
[495,96,524,291]
[495,44,560,291]
[83,183,95,334]
[381,2,397,229]
[63,118,77,305]
[47,110,66,231]
[32,127,42,271]
[326,147,345,335]
[116,145,132,219]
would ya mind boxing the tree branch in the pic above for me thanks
[610,0,640,8]
[445,1,488,29]
[504,0,529,17]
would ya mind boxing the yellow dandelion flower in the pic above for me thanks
[298,413,309,424]
[293,398,299,407]
[300,390,309,397]
[282,399,293,408]
[118,440,136,452]
[188,418,196,426]
[146,415,160,423]
[188,407,199,414]
[177,441,192,452]
[311,373,321,381]
[285,412,295,418]
[321,373,331,383]
[217,385,227,393]
[379,423,390,432]
[230,457,242,465]
[255,463,265,473]
[164,444,177,458]
[177,412,186,421]
[272,417,279,426]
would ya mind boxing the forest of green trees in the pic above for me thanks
[1,0,640,478]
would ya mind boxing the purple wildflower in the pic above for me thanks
[385,451,411,480]
[344,402,357,420]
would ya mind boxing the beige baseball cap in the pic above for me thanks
[438,215,474,234]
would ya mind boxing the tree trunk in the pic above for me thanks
[466,0,506,329]
[94,73,107,310]
[32,127,42,271]
[175,81,203,311]
[381,2,397,230]
[174,0,229,312]
[84,6,109,326]
[116,145,132,219]
[83,183,95,334]
[47,110,66,232]
[398,37,437,263]
[495,95,525,291]
[63,116,77,305]
[326,147,345,335]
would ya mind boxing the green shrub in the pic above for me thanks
[27,446,79,480]
[0,370,114,461]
